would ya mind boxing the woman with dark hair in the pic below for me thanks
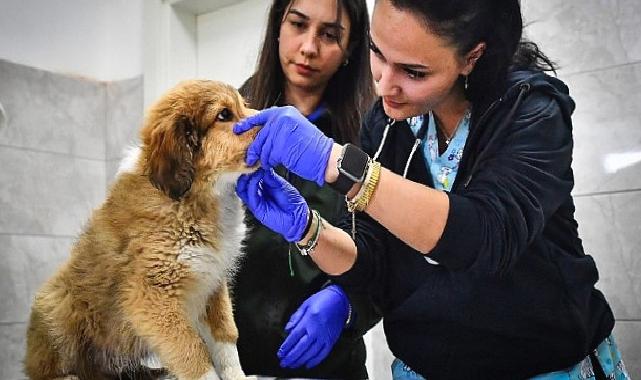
[241,0,374,143]
[231,0,379,379]
[234,0,630,379]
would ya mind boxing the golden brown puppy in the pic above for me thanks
[24,80,258,380]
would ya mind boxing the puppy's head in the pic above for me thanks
[141,80,258,201]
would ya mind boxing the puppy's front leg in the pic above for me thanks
[202,282,248,380]
[125,288,217,380]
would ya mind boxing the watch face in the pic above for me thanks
[340,144,369,182]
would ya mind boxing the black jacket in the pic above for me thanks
[335,70,615,380]
[233,83,381,379]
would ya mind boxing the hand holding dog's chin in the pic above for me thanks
[235,106,333,186]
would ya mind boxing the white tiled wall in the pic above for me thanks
[523,0,641,377]
[0,59,143,379]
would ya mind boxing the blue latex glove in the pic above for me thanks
[236,168,309,242]
[233,106,334,186]
[278,284,350,369]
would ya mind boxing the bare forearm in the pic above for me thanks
[367,168,449,253]
[324,144,449,254]
[310,223,357,275]
[294,200,356,275]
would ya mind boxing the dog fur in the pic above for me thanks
[24,80,258,380]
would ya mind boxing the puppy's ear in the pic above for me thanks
[147,116,200,200]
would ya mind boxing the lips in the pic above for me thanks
[383,97,405,109]
[294,63,317,76]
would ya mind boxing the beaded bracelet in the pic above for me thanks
[295,209,323,256]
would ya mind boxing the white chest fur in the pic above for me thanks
[211,172,247,275]
[118,147,247,315]
[177,173,246,320]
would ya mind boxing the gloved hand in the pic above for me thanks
[278,284,351,369]
[233,106,334,187]
[236,168,309,242]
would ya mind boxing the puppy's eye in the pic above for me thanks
[217,108,232,122]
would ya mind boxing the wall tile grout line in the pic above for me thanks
[104,82,109,186]
[0,321,27,326]
[0,143,104,162]
[573,188,641,198]
[562,60,641,79]
[0,232,76,239]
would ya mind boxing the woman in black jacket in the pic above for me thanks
[231,0,380,379]
[234,0,630,379]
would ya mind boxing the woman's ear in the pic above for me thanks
[147,116,199,201]
[463,42,486,75]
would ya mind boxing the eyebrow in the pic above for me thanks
[288,9,346,30]
[369,36,429,71]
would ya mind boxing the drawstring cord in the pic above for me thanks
[403,117,431,179]
[372,116,426,178]
[373,118,394,160]
[404,139,421,178]
[285,169,296,277]
[352,117,395,239]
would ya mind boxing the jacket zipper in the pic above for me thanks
[459,83,531,189]
[451,96,503,191]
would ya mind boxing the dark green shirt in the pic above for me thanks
[232,87,381,379]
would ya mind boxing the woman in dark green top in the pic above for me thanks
[232,0,380,378]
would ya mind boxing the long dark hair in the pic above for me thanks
[388,0,557,107]
[245,0,374,144]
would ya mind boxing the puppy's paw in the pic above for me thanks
[211,342,247,380]
[217,366,248,380]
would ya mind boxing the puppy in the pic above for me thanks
[24,80,258,380]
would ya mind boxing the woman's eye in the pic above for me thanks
[320,28,340,42]
[322,32,338,41]
[217,108,232,122]
[405,69,427,80]
[290,20,305,29]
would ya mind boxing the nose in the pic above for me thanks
[300,30,319,58]
[374,65,400,97]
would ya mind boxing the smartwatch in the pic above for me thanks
[330,143,370,195]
